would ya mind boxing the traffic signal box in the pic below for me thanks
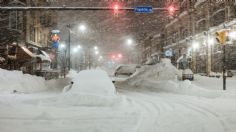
[215,30,229,45]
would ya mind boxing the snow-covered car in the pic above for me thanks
[182,69,194,81]
[227,70,234,77]
[114,64,139,77]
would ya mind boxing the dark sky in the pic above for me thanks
[55,0,168,53]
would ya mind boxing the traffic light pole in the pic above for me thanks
[223,45,226,90]
[67,24,71,71]
[0,6,175,11]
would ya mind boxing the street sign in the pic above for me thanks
[134,6,153,13]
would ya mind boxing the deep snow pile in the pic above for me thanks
[125,58,181,86]
[118,59,236,98]
[70,70,116,96]
[136,79,236,98]
[0,68,47,92]
[54,70,118,106]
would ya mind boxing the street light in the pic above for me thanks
[94,46,98,50]
[229,31,236,40]
[59,43,66,49]
[95,50,99,55]
[79,24,86,32]
[208,37,215,45]
[73,47,79,53]
[192,42,199,51]
[126,38,133,46]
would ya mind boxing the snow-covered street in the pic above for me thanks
[0,83,236,132]
[0,60,236,132]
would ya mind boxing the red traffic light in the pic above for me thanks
[118,53,123,58]
[168,6,174,12]
[114,4,119,10]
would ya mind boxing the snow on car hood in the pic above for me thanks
[70,69,116,96]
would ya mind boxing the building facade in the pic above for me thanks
[0,0,58,76]
[141,0,236,74]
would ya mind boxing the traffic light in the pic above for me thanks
[168,6,175,15]
[215,30,229,45]
[113,4,119,17]
[114,4,119,11]
[118,53,123,58]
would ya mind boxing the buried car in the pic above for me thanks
[114,64,140,77]
[182,69,194,81]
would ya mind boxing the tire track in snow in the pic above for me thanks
[119,89,227,132]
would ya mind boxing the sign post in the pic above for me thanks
[215,30,228,90]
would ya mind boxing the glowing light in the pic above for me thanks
[114,4,119,10]
[126,38,133,46]
[229,31,236,40]
[79,24,86,32]
[208,38,215,45]
[192,42,199,50]
[73,47,78,53]
[118,53,122,58]
[59,43,66,49]
[168,6,175,12]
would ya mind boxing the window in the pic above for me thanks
[30,25,35,42]
[9,11,23,31]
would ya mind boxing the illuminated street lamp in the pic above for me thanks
[208,37,215,45]
[192,42,199,51]
[79,24,86,32]
[77,45,81,49]
[126,38,133,46]
[59,43,66,50]
[95,50,99,55]
[73,47,79,53]
[229,31,236,40]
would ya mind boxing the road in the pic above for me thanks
[117,84,235,132]
[0,82,235,132]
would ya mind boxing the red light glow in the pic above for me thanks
[118,53,122,58]
[168,6,175,12]
[114,5,119,10]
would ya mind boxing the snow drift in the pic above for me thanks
[124,58,181,86]
[0,68,47,92]
[118,59,236,98]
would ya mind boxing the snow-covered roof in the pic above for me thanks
[165,18,178,28]
[211,8,225,17]
[179,11,188,18]
[20,46,36,58]
[194,0,207,8]
[36,51,51,62]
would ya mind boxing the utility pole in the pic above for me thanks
[206,0,211,76]
[223,44,226,90]
[216,30,228,90]
[88,46,91,69]
[189,1,196,73]
[67,24,71,71]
